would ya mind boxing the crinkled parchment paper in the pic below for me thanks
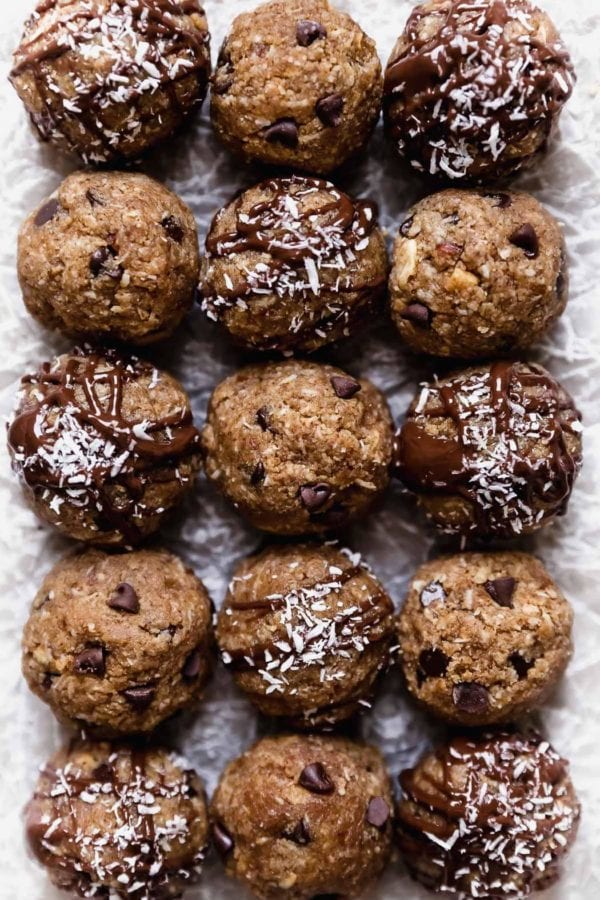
[0,1,599,897]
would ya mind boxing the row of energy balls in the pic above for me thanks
[7,0,583,899]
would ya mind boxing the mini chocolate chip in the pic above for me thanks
[420,581,446,607]
[452,682,489,715]
[484,577,517,608]
[509,652,535,680]
[108,582,140,614]
[42,672,58,690]
[418,648,449,678]
[401,302,432,328]
[122,684,156,712]
[296,19,327,46]
[316,93,344,127]
[264,118,299,148]
[284,818,311,844]
[212,822,234,857]
[256,406,272,431]
[86,189,104,207]
[438,241,463,255]
[485,192,512,208]
[182,648,201,681]
[300,483,331,512]
[298,762,334,794]
[330,375,361,399]
[366,796,390,829]
[90,245,123,280]
[251,461,266,485]
[162,215,184,243]
[74,645,106,677]
[509,224,539,258]
[35,198,60,227]
[399,215,414,236]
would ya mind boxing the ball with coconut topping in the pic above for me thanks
[200,176,388,354]
[383,0,575,183]
[10,0,211,165]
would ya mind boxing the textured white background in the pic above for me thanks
[1,1,599,898]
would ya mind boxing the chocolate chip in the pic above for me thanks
[316,93,344,127]
[162,215,184,243]
[509,652,535,680]
[34,198,60,227]
[251,461,266,485]
[399,216,414,237]
[452,682,489,715]
[300,483,331,512]
[485,192,512,208]
[330,375,361,399]
[264,118,299,148]
[256,406,272,431]
[438,241,463,255]
[484,577,517,608]
[122,684,156,712]
[42,672,58,690]
[298,762,334,794]
[90,245,123,280]
[509,224,539,258]
[296,19,327,46]
[74,645,106,677]
[401,302,432,328]
[182,648,201,681]
[366,796,390,829]
[418,648,449,678]
[284,818,311,844]
[212,821,234,857]
[108,582,140,614]
[86,189,104,207]
[420,581,446,607]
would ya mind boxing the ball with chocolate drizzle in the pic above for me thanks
[200,176,388,354]
[26,740,209,899]
[397,552,573,726]
[210,0,382,174]
[395,361,582,538]
[397,732,581,897]
[10,0,211,165]
[7,346,201,547]
[217,543,395,728]
[210,733,393,899]
[383,0,575,183]
[201,360,394,536]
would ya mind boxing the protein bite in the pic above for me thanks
[211,0,382,174]
[202,360,394,535]
[7,347,201,547]
[22,549,214,736]
[10,0,211,164]
[383,0,575,183]
[211,733,393,899]
[397,552,573,726]
[18,171,200,346]
[200,176,388,354]
[397,732,581,898]
[391,189,567,359]
[217,543,395,728]
[26,741,208,899]
[395,361,582,538]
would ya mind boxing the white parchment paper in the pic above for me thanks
[0,1,599,897]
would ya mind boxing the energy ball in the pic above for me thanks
[18,171,200,346]
[202,360,394,535]
[26,741,208,899]
[200,176,388,354]
[210,0,382,174]
[383,0,575,183]
[391,189,567,359]
[217,543,395,728]
[210,733,393,899]
[10,0,211,165]
[395,361,582,538]
[397,552,572,726]
[397,732,580,897]
[22,549,214,736]
[8,346,201,547]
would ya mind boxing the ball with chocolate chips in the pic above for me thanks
[383,0,575,183]
[200,176,388,354]
[397,552,572,726]
[217,543,394,728]
[210,0,382,174]
[202,360,394,535]
[22,548,214,736]
[397,732,580,897]
[18,171,200,346]
[7,347,201,547]
[390,189,568,359]
[10,0,211,165]
[396,361,582,538]
[26,741,209,899]
[211,733,393,899]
